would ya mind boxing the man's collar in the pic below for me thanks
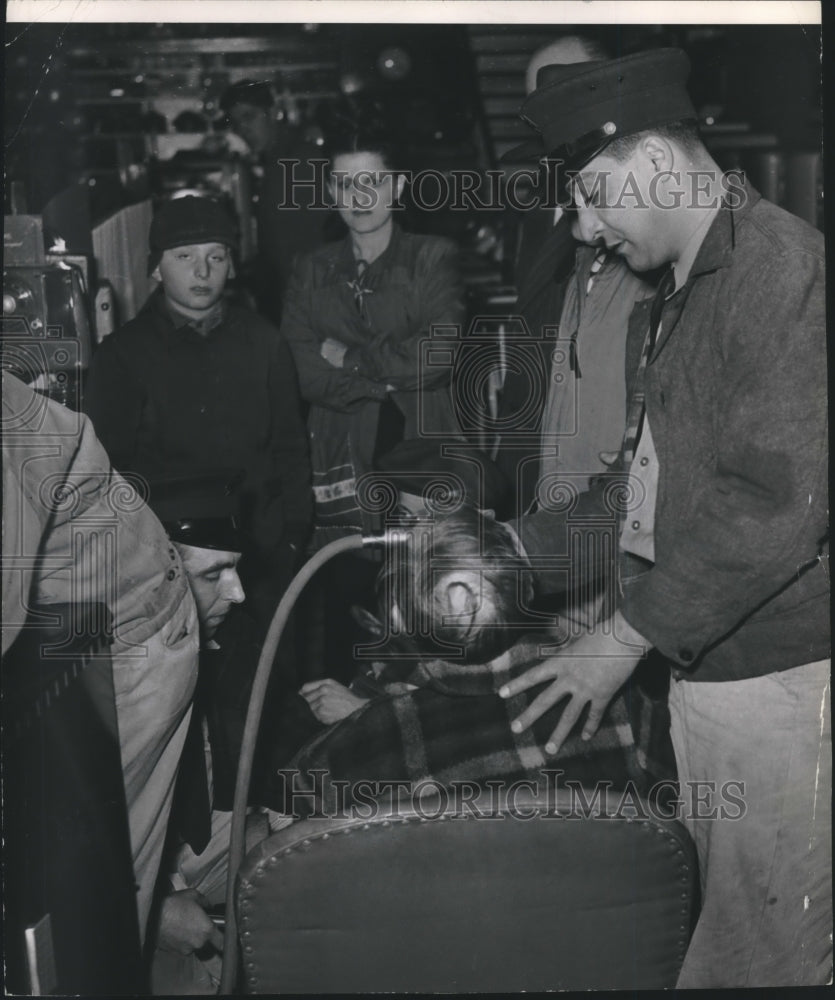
[673,206,719,290]
[685,175,761,282]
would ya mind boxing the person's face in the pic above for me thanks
[329,151,405,238]
[177,544,245,638]
[570,142,674,271]
[153,243,232,317]
[227,102,273,155]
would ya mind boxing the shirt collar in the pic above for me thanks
[683,175,761,284]
[159,289,226,336]
[333,221,403,279]
[673,205,720,290]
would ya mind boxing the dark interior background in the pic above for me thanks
[4,22,822,223]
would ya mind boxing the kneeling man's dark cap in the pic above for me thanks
[148,469,245,552]
[505,48,696,170]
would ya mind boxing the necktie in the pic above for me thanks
[170,688,212,855]
[585,247,608,295]
[620,266,675,467]
[569,247,609,377]
[349,256,406,461]
[348,258,372,318]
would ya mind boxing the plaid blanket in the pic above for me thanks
[279,633,675,818]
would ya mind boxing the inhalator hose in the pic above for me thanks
[220,531,397,993]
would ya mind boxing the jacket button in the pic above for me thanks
[167,569,176,581]
[640,457,649,467]
[631,520,640,530]
[679,648,694,662]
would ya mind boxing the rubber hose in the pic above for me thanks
[219,532,365,993]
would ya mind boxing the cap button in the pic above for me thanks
[603,121,617,136]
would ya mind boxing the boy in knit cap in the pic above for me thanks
[84,196,312,662]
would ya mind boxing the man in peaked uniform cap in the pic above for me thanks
[496,49,829,987]
[508,48,697,183]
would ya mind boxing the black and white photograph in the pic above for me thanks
[1,0,828,993]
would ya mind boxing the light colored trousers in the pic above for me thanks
[150,809,278,995]
[113,587,199,944]
[670,659,832,988]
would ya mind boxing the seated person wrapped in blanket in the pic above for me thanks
[263,505,675,818]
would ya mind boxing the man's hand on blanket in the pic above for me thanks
[157,888,223,955]
[300,678,369,724]
[498,611,649,756]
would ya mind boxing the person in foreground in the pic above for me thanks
[493,49,829,988]
[144,473,280,995]
[2,372,200,949]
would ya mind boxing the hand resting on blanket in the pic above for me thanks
[300,678,369,724]
[500,610,649,755]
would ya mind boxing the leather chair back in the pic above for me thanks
[236,786,697,992]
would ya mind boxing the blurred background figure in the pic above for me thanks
[219,79,337,323]
[495,35,609,513]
